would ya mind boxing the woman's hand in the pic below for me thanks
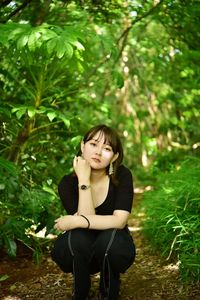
[54,215,78,231]
[73,156,91,183]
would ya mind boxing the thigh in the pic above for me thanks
[93,228,136,273]
[51,231,73,272]
[110,228,136,273]
[70,228,97,255]
[51,229,98,273]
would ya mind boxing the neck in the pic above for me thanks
[91,169,107,183]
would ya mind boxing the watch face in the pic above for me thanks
[80,184,90,190]
[81,185,87,190]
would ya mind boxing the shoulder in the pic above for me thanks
[115,165,133,186]
[60,173,76,183]
[58,173,77,190]
[116,165,133,179]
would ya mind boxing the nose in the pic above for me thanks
[95,145,102,156]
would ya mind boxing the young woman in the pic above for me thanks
[51,124,136,300]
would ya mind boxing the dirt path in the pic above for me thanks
[0,194,199,300]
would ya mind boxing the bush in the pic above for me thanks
[0,156,62,262]
[141,156,200,283]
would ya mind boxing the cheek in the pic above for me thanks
[82,146,92,157]
[102,151,114,160]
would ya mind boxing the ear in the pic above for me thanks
[81,141,84,154]
[111,152,119,163]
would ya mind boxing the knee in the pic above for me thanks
[51,232,73,273]
[51,232,68,263]
[94,229,136,273]
[93,229,117,259]
[108,230,136,273]
[70,228,94,253]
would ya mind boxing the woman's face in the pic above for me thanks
[81,131,118,171]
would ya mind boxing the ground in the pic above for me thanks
[0,194,200,300]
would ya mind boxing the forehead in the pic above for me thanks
[90,131,110,145]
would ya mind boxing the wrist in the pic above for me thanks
[78,179,90,185]
[78,184,91,190]
[78,215,90,229]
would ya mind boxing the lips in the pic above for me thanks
[92,157,101,163]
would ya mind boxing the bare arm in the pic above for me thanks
[73,156,95,215]
[54,210,130,231]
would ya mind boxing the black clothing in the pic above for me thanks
[58,165,134,216]
[51,228,136,300]
[51,165,136,300]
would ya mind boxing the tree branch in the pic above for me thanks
[115,0,165,63]
[1,0,32,23]
[0,0,13,8]
[118,0,165,43]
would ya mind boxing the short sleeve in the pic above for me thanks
[58,174,78,215]
[114,166,134,212]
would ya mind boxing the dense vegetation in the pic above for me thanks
[141,157,200,284]
[0,0,199,283]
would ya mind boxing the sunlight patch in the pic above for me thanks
[2,296,22,300]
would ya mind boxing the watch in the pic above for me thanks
[79,184,91,190]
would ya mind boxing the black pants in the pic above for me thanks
[51,228,136,300]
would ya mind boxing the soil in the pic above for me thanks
[0,193,199,300]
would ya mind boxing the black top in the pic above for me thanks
[58,165,134,215]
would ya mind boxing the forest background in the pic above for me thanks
[0,0,199,285]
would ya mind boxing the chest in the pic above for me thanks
[91,178,110,208]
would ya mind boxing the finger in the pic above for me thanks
[54,223,58,229]
[73,156,77,168]
[77,156,85,161]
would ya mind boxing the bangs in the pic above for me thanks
[84,126,118,153]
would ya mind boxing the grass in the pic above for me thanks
[140,156,200,284]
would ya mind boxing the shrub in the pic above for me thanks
[141,156,200,283]
[0,156,61,262]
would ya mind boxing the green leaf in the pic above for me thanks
[28,30,41,52]
[46,38,57,54]
[42,185,57,197]
[8,25,30,42]
[55,38,66,59]
[38,27,58,42]
[4,236,17,258]
[47,111,57,122]
[63,41,74,59]
[28,107,36,118]
[60,116,70,127]
[16,108,27,119]
[71,41,85,51]
[17,35,29,49]
[0,275,9,282]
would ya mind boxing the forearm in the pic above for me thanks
[54,211,129,231]
[77,187,95,215]
[79,213,129,230]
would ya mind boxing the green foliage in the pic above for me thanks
[0,18,116,259]
[141,157,200,283]
[0,156,61,260]
[0,2,200,288]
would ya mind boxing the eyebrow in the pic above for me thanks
[92,139,111,146]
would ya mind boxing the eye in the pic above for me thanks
[104,146,112,152]
[90,142,96,146]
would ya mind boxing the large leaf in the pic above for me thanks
[4,236,17,258]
